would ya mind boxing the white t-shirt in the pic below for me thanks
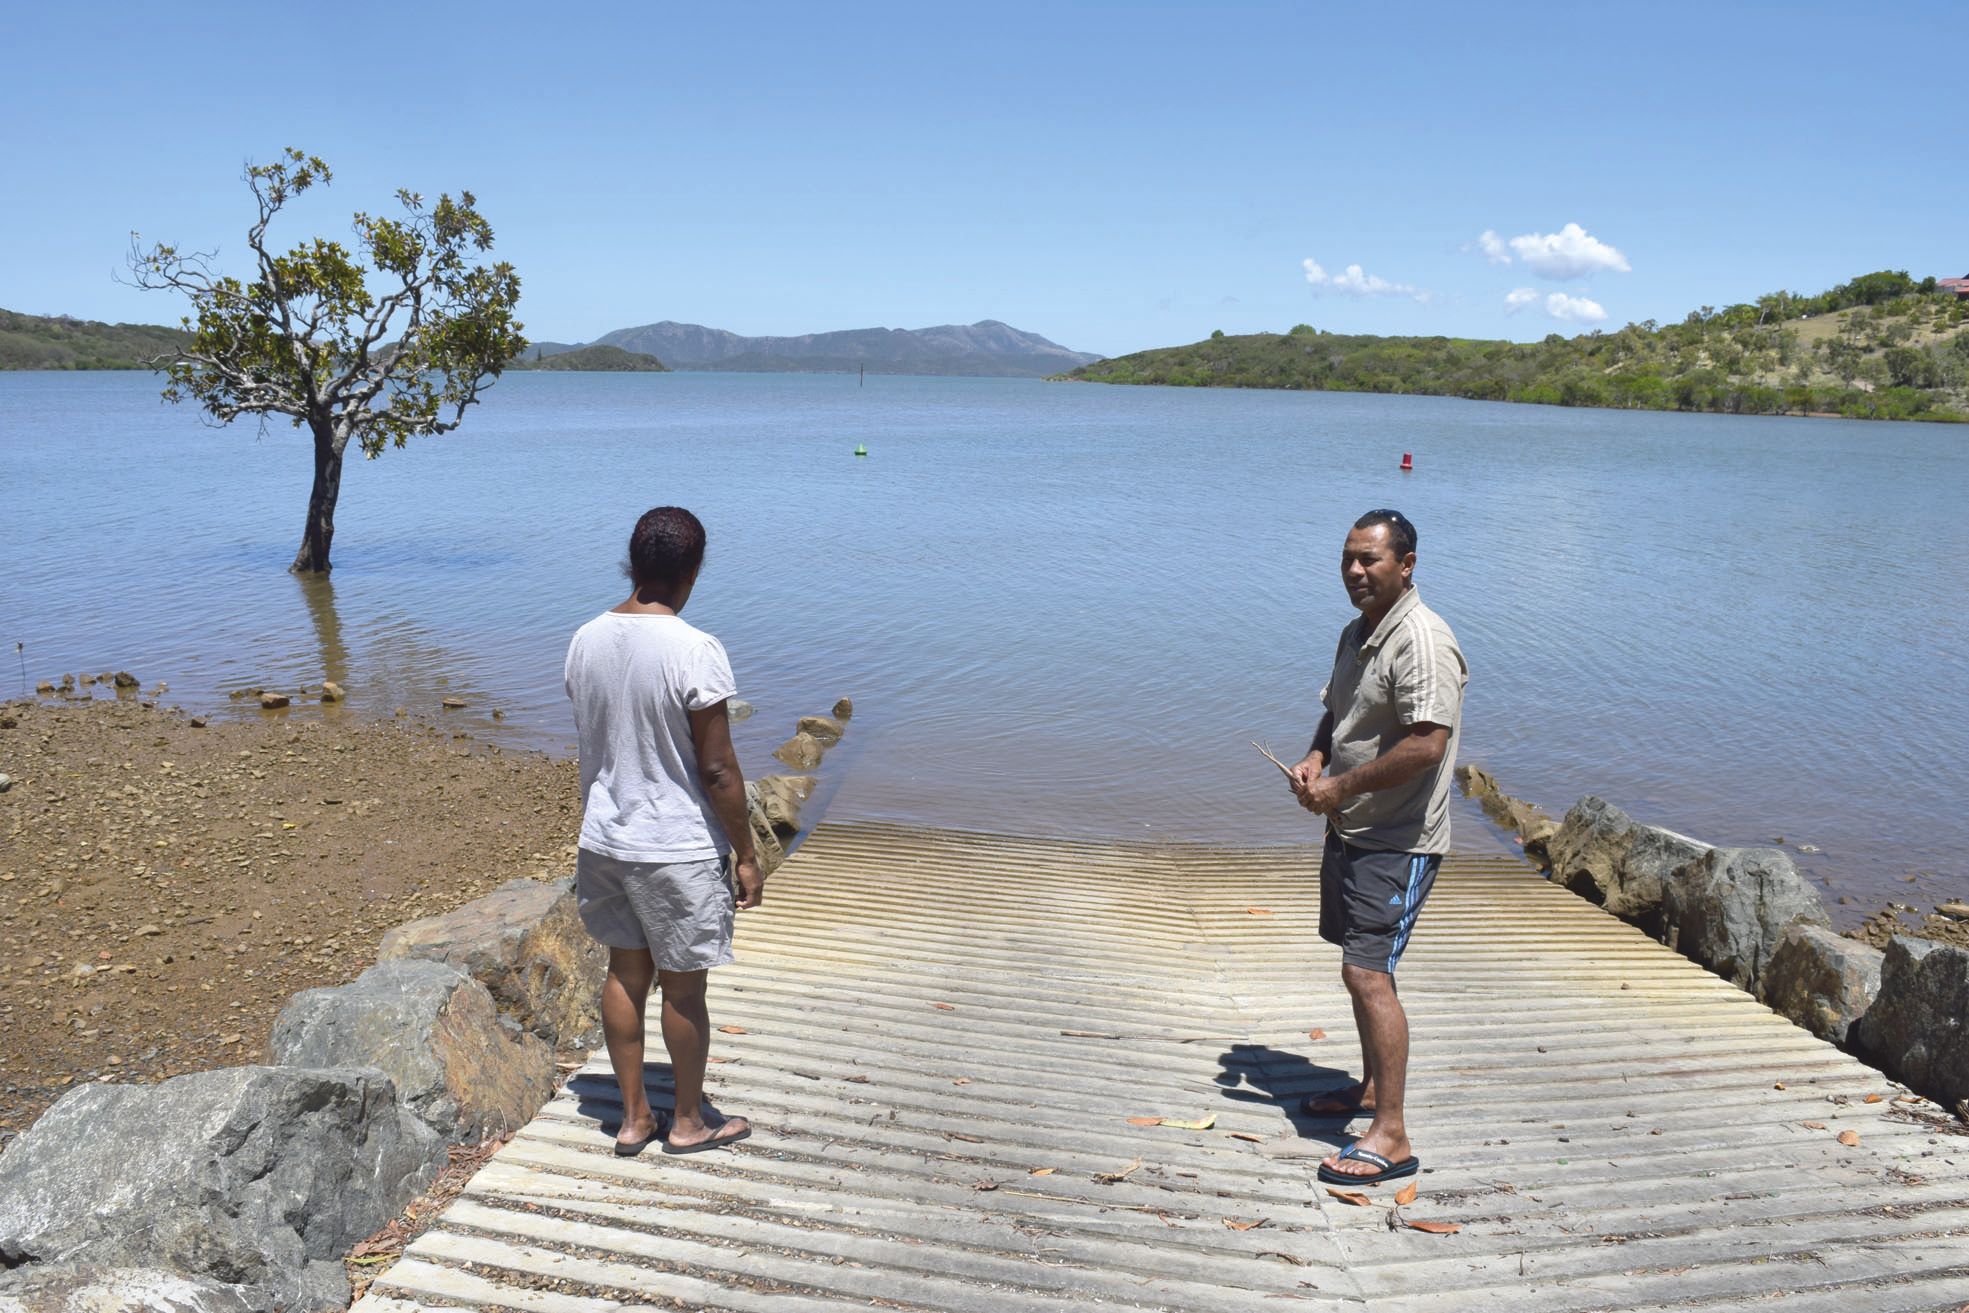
[564,611,738,862]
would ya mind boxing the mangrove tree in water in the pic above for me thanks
[130,149,525,573]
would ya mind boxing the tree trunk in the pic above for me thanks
[290,421,344,574]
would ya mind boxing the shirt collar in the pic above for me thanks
[1357,585,1422,653]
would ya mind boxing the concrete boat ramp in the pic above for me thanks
[355,823,1969,1312]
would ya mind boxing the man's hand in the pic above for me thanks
[1297,775,1348,816]
[734,856,765,910]
[1289,754,1333,814]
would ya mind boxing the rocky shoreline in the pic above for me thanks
[0,688,852,1311]
[1458,765,1969,1121]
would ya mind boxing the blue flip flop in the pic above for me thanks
[1317,1140,1419,1185]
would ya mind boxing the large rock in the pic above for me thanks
[378,878,604,1049]
[754,773,817,835]
[1859,936,1969,1107]
[270,960,554,1143]
[772,732,824,770]
[1660,846,1830,993]
[0,1265,257,1313]
[1543,796,1709,932]
[0,1066,441,1313]
[1762,922,1884,1044]
[795,714,844,747]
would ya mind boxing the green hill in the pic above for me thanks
[506,344,668,371]
[1061,271,1969,423]
[0,309,188,370]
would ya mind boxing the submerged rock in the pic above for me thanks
[773,732,824,771]
[832,697,854,720]
[1762,922,1883,1044]
[753,774,817,835]
[0,1065,441,1313]
[1859,936,1969,1107]
[726,698,755,722]
[796,714,844,747]
[378,877,604,1048]
[270,959,554,1142]
[1660,846,1829,993]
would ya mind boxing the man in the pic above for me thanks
[1288,508,1466,1187]
[564,506,763,1156]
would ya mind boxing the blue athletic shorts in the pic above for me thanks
[1319,830,1439,974]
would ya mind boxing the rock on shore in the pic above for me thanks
[1859,937,1969,1110]
[0,1065,443,1312]
[1544,796,1709,932]
[1762,923,1884,1045]
[1660,846,1830,994]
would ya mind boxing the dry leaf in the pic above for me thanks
[1307,1028,1327,1041]
[706,1056,736,1064]
[1394,1181,1418,1206]
[1060,1030,1121,1039]
[1837,1130,1860,1146]
[1247,908,1274,916]
[1773,1081,1786,1090]
[1801,1120,1827,1130]
[1228,1131,1265,1143]
[931,1002,955,1011]
[972,1180,999,1192]
[1863,1093,1884,1104]
[1094,1157,1143,1184]
[1159,1114,1217,1130]
[952,1078,972,1086]
[1405,1219,1463,1234]
[945,1131,983,1143]
[845,1074,870,1083]
[1225,1217,1270,1231]
[1325,1188,1373,1207]
[717,1025,747,1035]
[1256,1251,1305,1267]
[1029,1167,1057,1177]
[1126,1116,1162,1126]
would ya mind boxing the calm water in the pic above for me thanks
[3,372,1965,919]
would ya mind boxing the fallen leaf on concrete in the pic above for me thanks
[717,1025,747,1034]
[1802,1121,1827,1130]
[1225,1217,1270,1231]
[972,1180,999,1192]
[1256,1251,1305,1266]
[1247,908,1273,916]
[1228,1132,1265,1143]
[1029,1167,1057,1176]
[1307,1028,1327,1041]
[1863,1093,1884,1104]
[1126,1116,1162,1126]
[1395,1181,1418,1206]
[1774,1081,1786,1090]
[930,1002,956,1011]
[1095,1157,1143,1184]
[845,1074,870,1083]
[1060,1030,1121,1039]
[952,1077,971,1086]
[1405,1219,1462,1234]
[1160,1115,1217,1130]
[1837,1130,1861,1147]
[1325,1188,1373,1207]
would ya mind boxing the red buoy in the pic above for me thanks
[1400,452,1414,471]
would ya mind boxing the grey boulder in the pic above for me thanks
[0,1065,442,1313]
[379,877,605,1049]
[270,959,555,1143]
[1544,796,1709,932]
[1859,936,1969,1107]
[772,732,824,770]
[0,1265,257,1313]
[1660,846,1830,993]
[1762,922,1883,1045]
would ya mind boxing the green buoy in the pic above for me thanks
[854,444,868,457]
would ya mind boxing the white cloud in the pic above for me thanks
[1543,292,1607,323]
[1503,287,1541,313]
[1506,223,1630,279]
[1303,257,1430,302]
[1477,230,1511,265]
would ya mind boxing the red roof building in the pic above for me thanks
[1939,274,1969,299]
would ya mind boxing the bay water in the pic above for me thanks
[3,371,1964,920]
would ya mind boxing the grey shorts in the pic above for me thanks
[1319,830,1439,975]
[575,849,736,972]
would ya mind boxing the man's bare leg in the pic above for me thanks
[660,967,750,1149]
[601,947,658,1148]
[1323,963,1413,1175]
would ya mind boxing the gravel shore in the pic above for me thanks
[0,696,580,1146]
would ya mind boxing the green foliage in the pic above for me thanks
[0,310,189,370]
[507,344,668,371]
[1064,271,1968,424]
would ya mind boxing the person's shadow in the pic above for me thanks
[571,1061,678,1132]
[1215,1043,1360,1151]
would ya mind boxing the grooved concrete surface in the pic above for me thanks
[355,823,1969,1312]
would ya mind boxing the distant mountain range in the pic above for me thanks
[532,320,1101,377]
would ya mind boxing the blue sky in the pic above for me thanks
[6,1,1965,357]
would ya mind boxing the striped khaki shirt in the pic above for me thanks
[1319,586,1467,854]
